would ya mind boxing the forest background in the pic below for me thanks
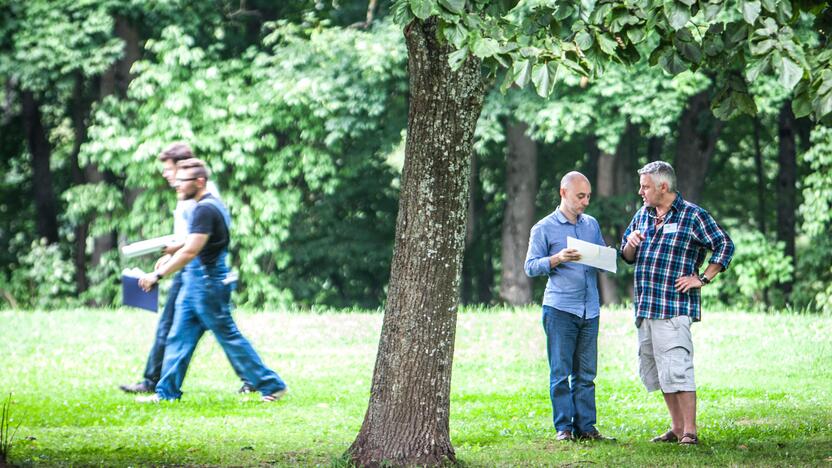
[1,0,831,315]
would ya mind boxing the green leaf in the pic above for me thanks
[742,0,762,24]
[443,22,468,49]
[658,50,688,74]
[777,0,793,21]
[703,2,723,21]
[596,32,618,55]
[626,27,645,44]
[792,82,812,118]
[448,46,468,70]
[554,4,575,20]
[745,56,769,82]
[777,56,803,90]
[410,0,436,20]
[513,59,532,87]
[664,1,691,30]
[575,31,594,51]
[703,35,724,57]
[438,0,465,14]
[814,90,832,120]
[499,67,516,93]
[725,22,749,49]
[472,37,500,58]
[531,62,551,97]
[678,0,696,6]
[761,0,777,12]
[609,12,640,33]
[676,40,702,64]
[749,38,776,55]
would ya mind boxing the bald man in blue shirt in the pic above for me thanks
[524,171,613,442]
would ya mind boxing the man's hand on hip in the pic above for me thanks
[675,274,704,293]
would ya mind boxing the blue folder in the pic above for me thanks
[122,274,158,312]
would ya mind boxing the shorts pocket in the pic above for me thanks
[661,346,692,384]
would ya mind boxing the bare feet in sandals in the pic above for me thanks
[651,430,679,443]
[679,432,699,445]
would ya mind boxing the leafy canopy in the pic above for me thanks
[393,0,831,121]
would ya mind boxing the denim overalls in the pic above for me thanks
[155,196,286,400]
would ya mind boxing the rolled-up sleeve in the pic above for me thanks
[619,214,639,264]
[524,224,551,277]
[693,210,734,270]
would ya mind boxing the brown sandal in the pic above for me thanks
[650,430,679,443]
[679,432,699,445]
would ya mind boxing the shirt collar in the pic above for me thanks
[555,206,583,224]
[646,192,685,217]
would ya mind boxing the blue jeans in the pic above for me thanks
[542,306,599,434]
[155,256,285,400]
[142,271,183,387]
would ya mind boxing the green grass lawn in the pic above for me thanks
[1,306,830,466]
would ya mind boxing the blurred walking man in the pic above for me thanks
[525,171,613,441]
[621,161,734,445]
[137,158,287,402]
[119,143,254,394]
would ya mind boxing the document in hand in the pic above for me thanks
[120,235,178,259]
[122,268,158,312]
[567,236,618,273]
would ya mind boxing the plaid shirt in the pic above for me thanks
[620,193,734,322]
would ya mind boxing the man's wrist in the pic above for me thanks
[153,271,164,280]
[697,273,710,285]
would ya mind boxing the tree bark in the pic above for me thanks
[21,91,59,244]
[461,151,480,304]
[70,74,92,294]
[595,148,620,305]
[674,90,723,204]
[498,121,536,306]
[647,135,664,162]
[752,116,766,234]
[348,18,485,467]
[777,102,797,296]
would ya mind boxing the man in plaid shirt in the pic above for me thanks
[621,161,734,446]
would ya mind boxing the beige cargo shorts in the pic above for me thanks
[637,315,695,393]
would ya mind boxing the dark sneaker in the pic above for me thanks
[238,383,256,394]
[556,430,574,441]
[119,381,154,394]
[577,430,616,441]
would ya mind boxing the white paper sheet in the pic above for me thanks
[120,235,178,259]
[567,236,617,273]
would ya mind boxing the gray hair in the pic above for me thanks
[638,161,676,191]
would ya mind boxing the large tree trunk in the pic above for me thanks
[595,148,620,305]
[674,90,723,204]
[752,116,766,234]
[777,102,797,296]
[461,151,480,304]
[21,91,59,244]
[91,15,140,274]
[498,121,536,306]
[348,18,484,467]
[69,73,97,294]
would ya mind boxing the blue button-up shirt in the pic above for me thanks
[524,208,606,318]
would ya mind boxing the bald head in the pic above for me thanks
[558,171,591,222]
[560,171,590,190]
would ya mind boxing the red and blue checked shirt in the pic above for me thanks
[620,193,734,322]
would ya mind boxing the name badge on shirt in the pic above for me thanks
[663,223,678,234]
